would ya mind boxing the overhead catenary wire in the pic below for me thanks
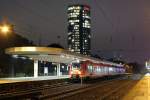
[14,0,53,24]
[14,0,66,45]
[6,0,59,45]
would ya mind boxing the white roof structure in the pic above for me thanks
[5,46,123,67]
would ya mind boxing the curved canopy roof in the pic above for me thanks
[5,46,123,67]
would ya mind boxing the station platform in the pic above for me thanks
[122,73,150,100]
[0,75,70,84]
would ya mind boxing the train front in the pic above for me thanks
[70,63,82,79]
[70,68,82,79]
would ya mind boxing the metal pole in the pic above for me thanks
[81,76,83,86]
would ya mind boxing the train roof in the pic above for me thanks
[5,46,123,67]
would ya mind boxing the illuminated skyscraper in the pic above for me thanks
[67,5,91,55]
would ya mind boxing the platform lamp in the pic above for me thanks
[0,22,13,35]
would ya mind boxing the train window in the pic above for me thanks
[104,67,107,74]
[98,67,101,72]
[97,67,100,72]
[94,66,100,73]
[95,67,97,72]
[99,66,103,72]
[88,65,93,72]
[109,67,113,72]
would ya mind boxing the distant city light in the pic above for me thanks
[145,61,150,69]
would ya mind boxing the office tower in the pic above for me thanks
[68,5,91,55]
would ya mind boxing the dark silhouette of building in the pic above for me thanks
[0,31,34,77]
[67,5,91,55]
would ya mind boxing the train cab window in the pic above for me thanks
[72,63,81,70]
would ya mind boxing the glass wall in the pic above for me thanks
[60,63,69,75]
[38,61,57,76]
[4,56,34,77]
[38,61,69,76]
[0,56,70,78]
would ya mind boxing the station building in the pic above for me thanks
[4,46,123,81]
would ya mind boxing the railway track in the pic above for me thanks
[0,76,131,100]
[100,81,135,100]
[103,80,138,100]
[0,81,72,99]
[35,79,123,100]
[0,79,66,94]
[63,79,137,100]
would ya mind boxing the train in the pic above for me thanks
[69,60,127,79]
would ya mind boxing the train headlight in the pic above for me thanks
[71,71,73,74]
[78,71,81,75]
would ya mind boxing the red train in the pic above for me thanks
[69,60,126,79]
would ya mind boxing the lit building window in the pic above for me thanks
[89,35,91,38]
[68,37,71,40]
[71,22,74,25]
[68,32,71,35]
[72,39,74,42]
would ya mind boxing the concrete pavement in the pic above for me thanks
[122,74,150,100]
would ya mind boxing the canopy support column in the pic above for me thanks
[34,60,38,78]
[57,63,60,76]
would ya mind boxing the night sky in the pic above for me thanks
[0,0,150,64]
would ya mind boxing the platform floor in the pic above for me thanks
[0,75,70,84]
[122,73,150,100]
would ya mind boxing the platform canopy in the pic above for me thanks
[5,46,122,66]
